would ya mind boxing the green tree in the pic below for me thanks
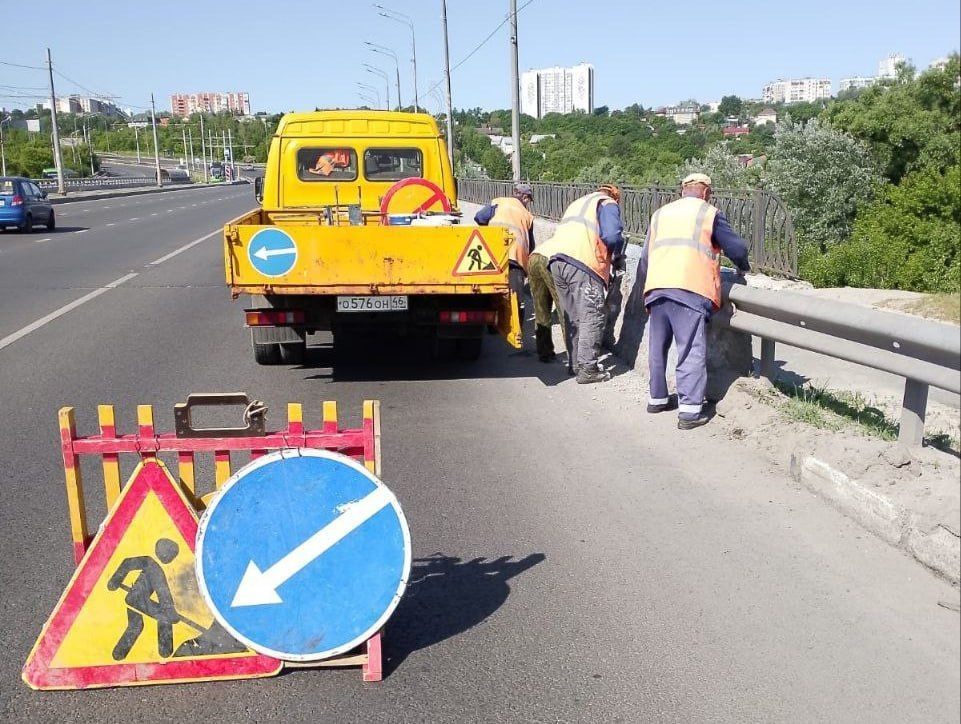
[765,118,881,253]
[806,164,960,292]
[718,95,743,118]
[678,144,760,189]
[824,55,960,183]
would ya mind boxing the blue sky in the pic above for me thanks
[2,0,958,115]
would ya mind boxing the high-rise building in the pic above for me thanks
[877,53,907,79]
[839,76,876,93]
[762,78,832,104]
[170,92,251,117]
[520,64,594,119]
[928,56,950,72]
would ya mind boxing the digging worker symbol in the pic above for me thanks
[107,537,185,661]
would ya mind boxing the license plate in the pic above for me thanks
[0,200,5,207]
[336,295,408,312]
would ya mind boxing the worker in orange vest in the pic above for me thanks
[474,183,536,319]
[640,173,751,429]
[533,184,625,382]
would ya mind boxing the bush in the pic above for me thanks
[802,165,960,292]
[765,118,881,253]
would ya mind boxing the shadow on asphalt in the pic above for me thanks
[298,335,571,386]
[383,553,546,676]
[0,225,88,235]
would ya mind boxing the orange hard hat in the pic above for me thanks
[598,184,621,202]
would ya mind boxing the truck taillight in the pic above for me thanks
[11,195,23,207]
[245,310,305,326]
[439,310,497,324]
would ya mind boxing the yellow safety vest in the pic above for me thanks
[533,192,616,284]
[644,196,721,308]
[488,196,535,272]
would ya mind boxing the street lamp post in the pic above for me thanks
[375,5,418,112]
[365,42,402,109]
[356,82,382,109]
[363,64,390,111]
[149,93,162,187]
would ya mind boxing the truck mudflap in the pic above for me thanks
[497,291,522,349]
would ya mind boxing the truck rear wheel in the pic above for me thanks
[253,341,281,365]
[279,340,307,365]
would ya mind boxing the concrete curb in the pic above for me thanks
[49,182,241,206]
[791,453,960,583]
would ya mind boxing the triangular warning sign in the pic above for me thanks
[22,461,281,689]
[452,229,503,276]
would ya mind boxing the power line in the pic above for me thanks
[0,59,45,70]
[53,68,116,100]
[423,0,537,99]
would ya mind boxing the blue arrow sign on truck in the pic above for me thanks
[196,449,411,661]
[247,227,298,277]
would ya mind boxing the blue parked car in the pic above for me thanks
[0,177,55,232]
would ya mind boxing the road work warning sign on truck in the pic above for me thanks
[224,110,521,366]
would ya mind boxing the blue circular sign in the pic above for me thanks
[196,449,411,661]
[247,227,298,277]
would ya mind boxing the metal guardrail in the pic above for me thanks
[716,281,961,447]
[33,177,157,192]
[456,178,798,277]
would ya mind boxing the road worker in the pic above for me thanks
[474,183,536,318]
[532,184,625,382]
[639,173,751,429]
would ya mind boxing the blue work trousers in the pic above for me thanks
[647,298,707,417]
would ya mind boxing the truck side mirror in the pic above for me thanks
[254,176,264,204]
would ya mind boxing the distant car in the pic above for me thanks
[0,176,55,232]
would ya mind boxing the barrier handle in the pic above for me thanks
[174,393,267,438]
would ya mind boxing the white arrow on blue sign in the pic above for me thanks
[247,227,298,277]
[196,449,411,661]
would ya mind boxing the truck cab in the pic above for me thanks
[223,110,520,365]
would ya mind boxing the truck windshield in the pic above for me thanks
[364,148,423,182]
[296,147,358,181]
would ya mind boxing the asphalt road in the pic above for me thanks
[0,191,958,723]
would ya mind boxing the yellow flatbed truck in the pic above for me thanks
[223,110,521,364]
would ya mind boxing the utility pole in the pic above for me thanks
[187,126,194,170]
[134,125,141,164]
[149,93,162,187]
[182,127,189,166]
[441,0,455,169]
[46,48,66,193]
[509,0,521,181]
[0,116,8,176]
[83,123,95,175]
[227,127,235,178]
[200,114,208,182]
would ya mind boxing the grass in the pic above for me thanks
[769,380,959,454]
[899,293,961,325]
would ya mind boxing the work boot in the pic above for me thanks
[677,413,710,430]
[647,395,678,414]
[538,351,557,363]
[576,366,611,384]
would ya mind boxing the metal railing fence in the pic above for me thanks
[716,281,960,447]
[33,176,157,192]
[456,178,797,277]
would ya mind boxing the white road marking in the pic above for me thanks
[148,228,220,265]
[34,238,51,243]
[129,217,139,221]
[74,229,88,234]
[151,212,159,216]
[0,273,138,352]
[106,222,116,226]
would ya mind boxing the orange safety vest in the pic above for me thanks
[488,196,535,272]
[532,192,617,284]
[644,196,722,308]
